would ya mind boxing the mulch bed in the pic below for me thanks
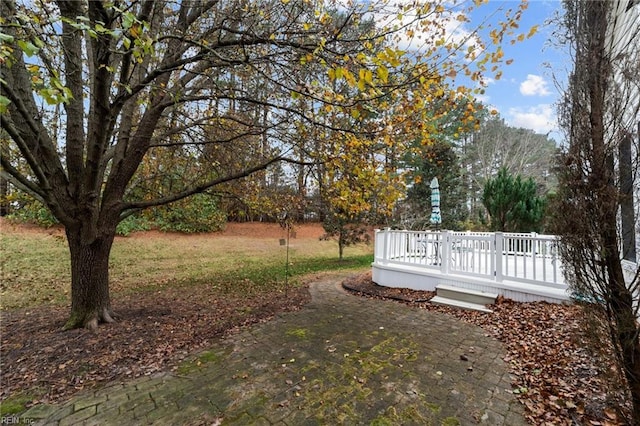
[1,283,310,408]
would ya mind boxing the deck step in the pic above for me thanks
[436,284,498,306]
[430,296,493,313]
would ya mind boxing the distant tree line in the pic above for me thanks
[1,110,558,235]
[2,110,556,237]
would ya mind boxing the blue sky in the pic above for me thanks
[469,0,567,141]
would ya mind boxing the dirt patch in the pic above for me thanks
[0,217,65,236]
[0,217,325,240]
[218,222,325,239]
[342,271,434,302]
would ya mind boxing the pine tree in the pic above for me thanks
[482,168,545,232]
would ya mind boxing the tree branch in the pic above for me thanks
[122,155,286,211]
[0,161,45,202]
[0,112,49,189]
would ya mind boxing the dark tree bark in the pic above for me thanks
[0,174,8,216]
[64,225,117,330]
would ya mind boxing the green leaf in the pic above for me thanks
[0,95,11,113]
[17,40,39,57]
[32,37,44,48]
[122,12,135,30]
[52,78,65,90]
[39,88,57,105]
[0,32,15,43]
[61,87,74,102]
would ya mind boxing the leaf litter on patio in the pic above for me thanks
[343,272,631,425]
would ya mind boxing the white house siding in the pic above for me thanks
[606,1,640,286]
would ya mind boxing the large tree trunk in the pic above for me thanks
[63,226,117,330]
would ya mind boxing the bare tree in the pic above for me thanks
[463,116,558,194]
[554,0,640,420]
[455,115,558,229]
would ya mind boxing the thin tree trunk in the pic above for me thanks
[0,143,9,217]
[604,221,640,422]
[64,227,116,330]
[609,267,640,423]
[0,175,8,216]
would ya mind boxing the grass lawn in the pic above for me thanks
[0,221,373,309]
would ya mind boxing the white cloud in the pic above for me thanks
[473,92,490,104]
[474,93,491,104]
[519,74,551,96]
[507,104,557,134]
[480,76,495,87]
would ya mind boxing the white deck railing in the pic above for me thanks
[374,229,565,288]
